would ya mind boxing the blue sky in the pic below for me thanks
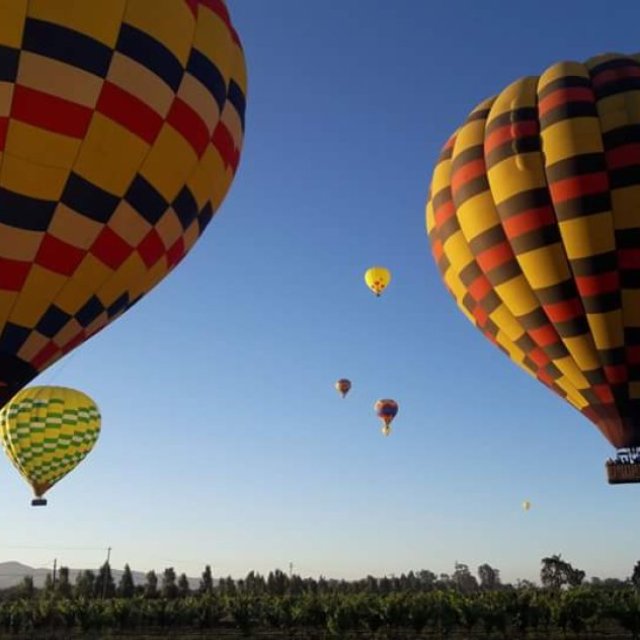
[2,0,640,584]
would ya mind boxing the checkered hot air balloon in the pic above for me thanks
[426,52,640,483]
[0,1,246,406]
[0,386,101,505]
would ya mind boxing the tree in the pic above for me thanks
[161,567,178,599]
[19,575,35,600]
[144,570,158,599]
[632,561,640,590]
[94,562,116,598]
[478,564,501,590]
[452,563,479,593]
[57,566,72,598]
[43,573,54,594]
[540,555,585,590]
[118,564,135,598]
[199,565,214,595]
[177,573,190,598]
[75,570,95,599]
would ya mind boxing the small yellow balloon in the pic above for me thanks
[365,267,391,297]
[522,500,531,512]
[0,386,101,506]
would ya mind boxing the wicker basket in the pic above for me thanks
[606,462,640,484]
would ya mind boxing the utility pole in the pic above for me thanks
[52,558,57,588]
[101,547,112,599]
[289,562,293,579]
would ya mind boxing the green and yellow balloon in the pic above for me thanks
[0,386,101,505]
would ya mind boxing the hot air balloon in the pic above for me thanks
[335,378,352,398]
[0,386,101,505]
[0,1,246,407]
[365,267,391,297]
[426,51,640,484]
[375,399,398,436]
[522,500,531,512]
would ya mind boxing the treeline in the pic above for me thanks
[0,555,638,637]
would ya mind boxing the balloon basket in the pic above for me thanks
[31,498,47,507]
[606,461,640,484]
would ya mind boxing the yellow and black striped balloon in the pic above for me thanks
[0,1,246,406]
[426,52,640,449]
[0,386,100,501]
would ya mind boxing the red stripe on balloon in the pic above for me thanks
[548,172,609,202]
[544,298,583,323]
[0,257,31,291]
[606,144,640,170]
[97,82,163,145]
[574,271,619,296]
[502,205,556,237]
[11,85,92,138]
[0,117,7,150]
[167,98,210,157]
[538,87,594,116]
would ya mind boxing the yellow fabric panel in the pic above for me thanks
[107,52,174,118]
[493,276,540,317]
[489,304,529,341]
[456,189,494,235]
[155,210,183,249]
[0,224,41,261]
[73,114,151,196]
[559,213,616,258]
[552,355,590,389]
[515,245,572,288]
[48,205,102,249]
[7,121,81,170]
[541,117,603,163]
[0,291,18,330]
[0,82,13,117]
[188,146,226,208]
[0,0,27,47]
[204,143,234,210]
[0,153,67,200]
[608,185,640,229]
[109,202,152,246]
[51,318,83,348]
[178,73,220,132]
[629,382,640,400]
[587,310,624,349]
[17,52,102,108]
[140,125,198,201]
[182,219,200,253]
[193,8,234,83]
[53,255,113,315]
[97,253,147,306]
[124,0,194,65]
[622,290,640,326]
[28,0,127,47]
[488,155,548,203]
[563,334,606,371]
[9,266,67,327]
[442,229,471,268]
[134,259,170,301]
[17,332,49,362]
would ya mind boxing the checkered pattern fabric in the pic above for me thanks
[0,0,246,405]
[426,52,640,449]
[0,385,100,498]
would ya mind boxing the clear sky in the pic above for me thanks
[2,0,640,585]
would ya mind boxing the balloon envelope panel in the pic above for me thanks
[0,0,246,405]
[426,52,640,449]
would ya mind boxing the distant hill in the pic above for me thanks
[0,561,201,590]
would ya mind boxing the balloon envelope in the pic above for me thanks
[335,378,351,398]
[0,1,246,406]
[522,500,531,511]
[365,267,391,297]
[375,399,398,426]
[0,386,101,501]
[426,52,640,450]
